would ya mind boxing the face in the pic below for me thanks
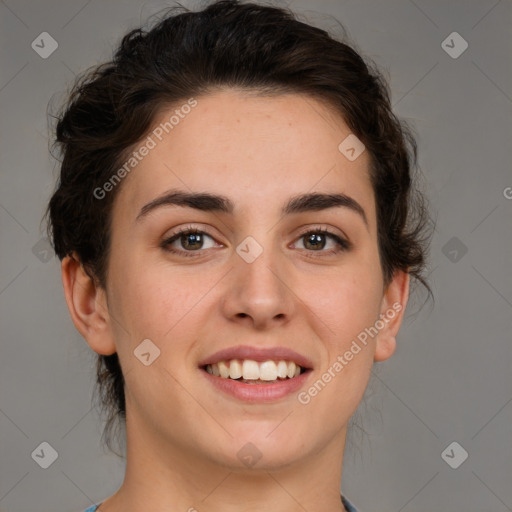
[75,89,408,472]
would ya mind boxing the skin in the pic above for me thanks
[62,89,409,512]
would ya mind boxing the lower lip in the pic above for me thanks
[200,368,311,403]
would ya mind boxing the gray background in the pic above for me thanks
[0,1,511,511]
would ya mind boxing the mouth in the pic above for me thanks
[199,345,313,403]
[198,346,313,402]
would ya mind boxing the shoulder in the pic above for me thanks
[342,494,361,512]
[83,499,358,512]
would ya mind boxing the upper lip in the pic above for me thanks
[198,345,313,369]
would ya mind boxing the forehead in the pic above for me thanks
[113,89,375,226]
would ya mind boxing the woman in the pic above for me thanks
[46,1,431,510]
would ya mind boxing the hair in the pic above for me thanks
[45,0,433,454]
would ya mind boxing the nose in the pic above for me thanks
[220,243,296,330]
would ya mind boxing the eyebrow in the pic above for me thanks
[136,189,368,227]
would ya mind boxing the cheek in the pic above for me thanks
[303,262,383,343]
[109,256,218,348]
[299,273,380,412]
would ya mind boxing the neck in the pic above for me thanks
[101,410,349,512]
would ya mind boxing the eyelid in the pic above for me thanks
[160,224,223,255]
[294,224,349,242]
[294,223,350,244]
[291,225,351,253]
[163,224,222,242]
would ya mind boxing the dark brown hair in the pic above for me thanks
[45,0,432,453]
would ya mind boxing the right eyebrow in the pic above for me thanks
[136,189,234,222]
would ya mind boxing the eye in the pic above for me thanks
[292,228,350,255]
[161,227,220,256]
[160,226,350,258]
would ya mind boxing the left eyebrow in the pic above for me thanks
[135,188,368,228]
[283,192,368,228]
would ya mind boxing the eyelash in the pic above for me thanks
[160,225,351,258]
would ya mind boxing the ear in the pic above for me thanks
[61,253,117,355]
[374,270,410,362]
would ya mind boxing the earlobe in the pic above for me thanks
[61,253,117,355]
[374,270,410,362]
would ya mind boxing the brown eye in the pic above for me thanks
[162,228,219,256]
[303,232,327,250]
[293,228,350,255]
[179,232,204,250]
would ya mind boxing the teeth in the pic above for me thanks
[242,360,260,380]
[277,360,288,379]
[205,359,304,381]
[229,359,242,379]
[218,361,230,378]
[259,361,277,381]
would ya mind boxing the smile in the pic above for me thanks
[201,361,311,403]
